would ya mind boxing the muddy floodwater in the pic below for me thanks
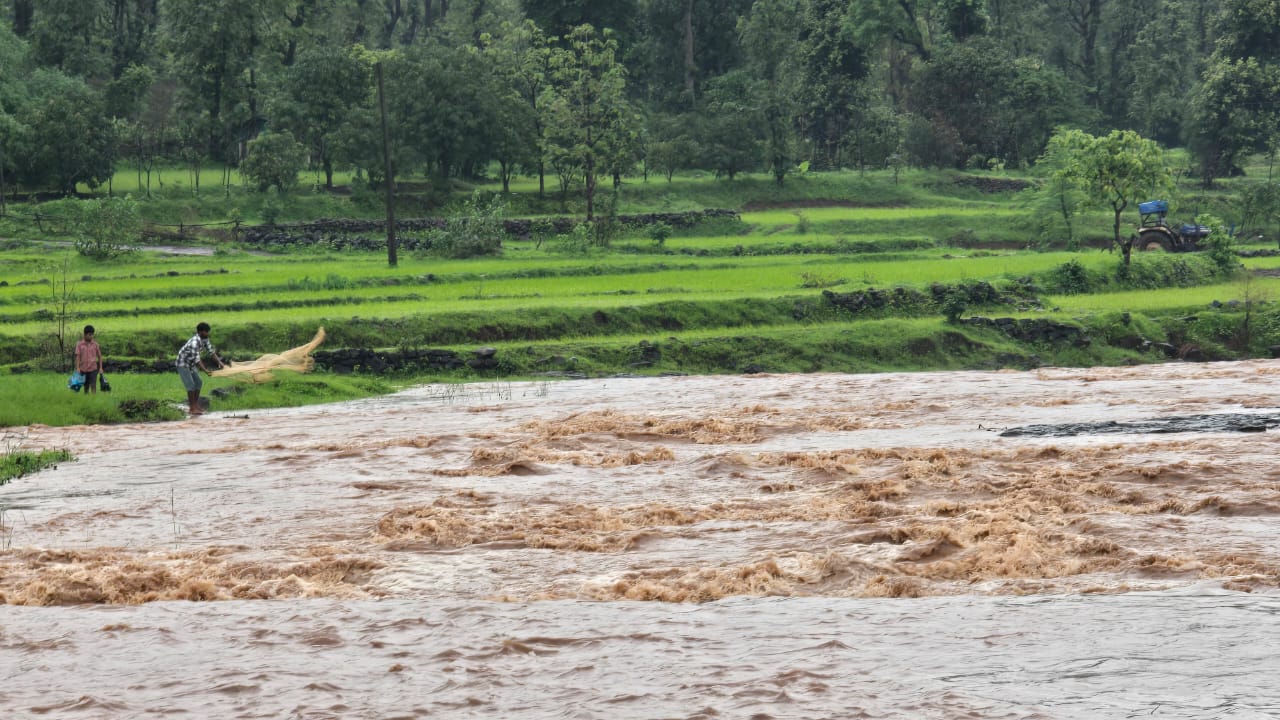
[4,363,1280,718]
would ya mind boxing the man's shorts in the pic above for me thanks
[178,366,202,392]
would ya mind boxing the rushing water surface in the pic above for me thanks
[4,363,1280,718]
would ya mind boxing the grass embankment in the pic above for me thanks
[0,444,72,485]
[0,371,395,427]
[2,165,1277,427]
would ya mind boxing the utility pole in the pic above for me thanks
[376,61,398,267]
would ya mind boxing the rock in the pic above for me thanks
[1112,335,1147,350]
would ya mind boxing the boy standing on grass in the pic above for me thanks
[74,325,103,394]
[176,322,225,415]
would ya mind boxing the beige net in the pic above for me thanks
[210,327,326,383]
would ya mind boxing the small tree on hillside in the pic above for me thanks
[542,25,637,220]
[1050,128,1174,266]
[40,255,78,371]
[240,131,308,194]
[1035,129,1090,249]
[73,196,141,259]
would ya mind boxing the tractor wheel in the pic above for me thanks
[1139,230,1173,252]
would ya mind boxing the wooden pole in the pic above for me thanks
[376,61,398,268]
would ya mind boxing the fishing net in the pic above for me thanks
[210,327,326,383]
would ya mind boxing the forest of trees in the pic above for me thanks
[0,0,1278,208]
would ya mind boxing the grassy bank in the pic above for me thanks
[3,165,1278,427]
[0,444,72,485]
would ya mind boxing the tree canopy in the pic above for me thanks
[0,0,1272,197]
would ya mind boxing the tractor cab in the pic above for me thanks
[1138,199,1168,227]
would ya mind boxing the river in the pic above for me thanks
[3,363,1279,717]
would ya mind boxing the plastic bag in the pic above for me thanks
[99,374,111,392]
[68,371,85,391]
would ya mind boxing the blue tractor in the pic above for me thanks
[1136,199,1210,252]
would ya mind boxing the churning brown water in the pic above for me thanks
[3,364,1280,717]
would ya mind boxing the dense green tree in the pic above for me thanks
[843,84,904,173]
[985,0,1051,56]
[70,196,143,259]
[740,0,802,185]
[240,130,308,192]
[521,0,638,40]
[797,0,869,169]
[1125,0,1200,146]
[1190,0,1280,184]
[386,42,505,182]
[542,24,637,218]
[487,19,555,194]
[15,69,115,194]
[850,0,943,62]
[1044,0,1108,106]
[268,44,372,188]
[10,1,34,36]
[646,112,699,181]
[630,0,751,110]
[0,22,26,207]
[160,0,286,158]
[908,37,1079,168]
[27,0,109,77]
[696,68,761,179]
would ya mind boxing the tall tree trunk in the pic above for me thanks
[384,0,404,46]
[682,0,696,99]
[376,62,398,267]
[585,157,596,221]
[12,0,33,35]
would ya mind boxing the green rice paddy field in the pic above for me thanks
[3,166,1279,426]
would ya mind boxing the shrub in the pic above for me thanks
[49,196,142,259]
[1196,213,1239,275]
[793,212,811,234]
[648,221,673,246]
[940,287,968,323]
[1239,182,1280,238]
[556,223,593,254]
[1043,259,1095,295]
[425,191,505,259]
[241,131,308,193]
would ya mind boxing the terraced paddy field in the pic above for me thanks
[2,169,1278,426]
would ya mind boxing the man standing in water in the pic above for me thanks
[177,322,225,415]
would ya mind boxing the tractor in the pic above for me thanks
[1136,199,1210,252]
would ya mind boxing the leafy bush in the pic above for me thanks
[1239,182,1280,238]
[556,222,593,254]
[1196,213,1239,274]
[940,287,969,323]
[793,212,811,234]
[241,131,308,193]
[43,196,142,259]
[648,221,673,246]
[425,191,505,259]
[1042,259,1096,294]
[1117,254,1218,289]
